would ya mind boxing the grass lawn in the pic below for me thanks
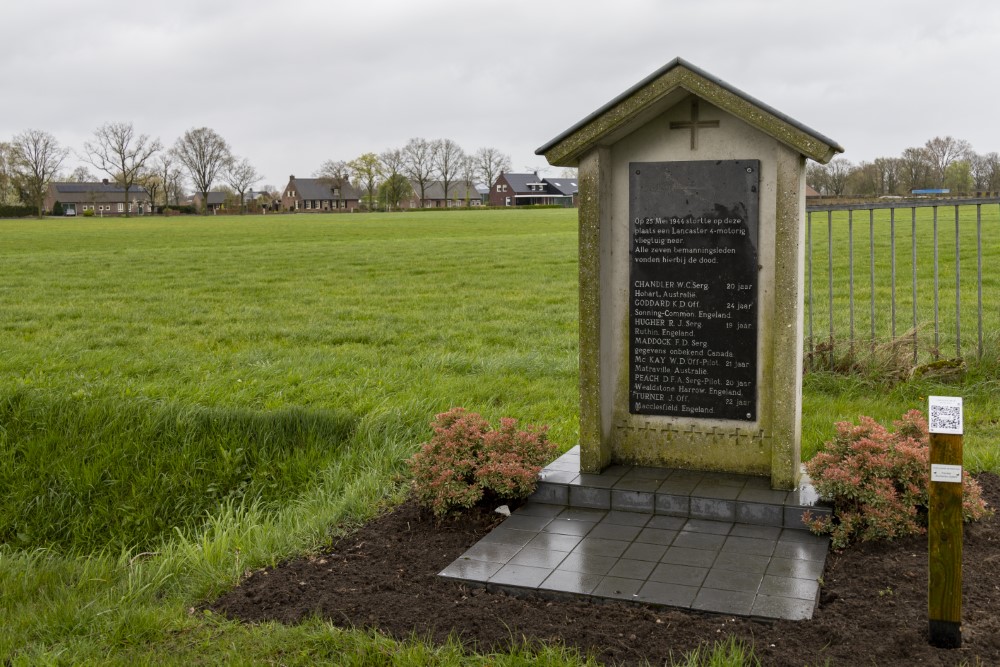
[1,209,997,664]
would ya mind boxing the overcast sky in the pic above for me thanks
[4,0,998,190]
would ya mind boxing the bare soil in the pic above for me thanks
[211,474,1000,666]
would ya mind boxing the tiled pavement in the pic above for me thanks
[439,447,832,620]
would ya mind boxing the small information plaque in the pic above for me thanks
[928,396,963,435]
[931,464,963,484]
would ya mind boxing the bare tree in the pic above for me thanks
[379,148,409,210]
[970,152,1000,192]
[898,146,932,193]
[0,142,18,205]
[224,157,262,214]
[315,159,349,182]
[348,153,382,210]
[475,147,511,191]
[825,157,853,196]
[83,122,161,217]
[10,129,67,218]
[153,154,183,207]
[924,136,972,187]
[67,165,97,182]
[171,127,232,215]
[459,153,478,205]
[140,172,162,212]
[559,167,578,179]
[432,138,464,206]
[403,138,434,206]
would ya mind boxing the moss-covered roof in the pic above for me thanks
[536,57,844,167]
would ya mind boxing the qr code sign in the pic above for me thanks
[928,396,963,434]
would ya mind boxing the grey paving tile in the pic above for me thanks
[607,558,657,581]
[729,524,782,540]
[593,575,644,600]
[525,532,584,552]
[460,541,522,563]
[655,493,690,516]
[628,466,673,480]
[558,507,609,522]
[766,557,825,580]
[439,559,504,581]
[668,469,705,483]
[601,510,652,527]
[509,548,570,569]
[543,459,580,473]
[515,502,565,518]
[660,546,718,568]
[772,539,828,561]
[540,470,579,484]
[657,479,700,494]
[690,497,736,521]
[635,527,678,545]
[692,482,742,500]
[478,528,537,547]
[569,485,611,509]
[489,563,553,588]
[692,588,756,615]
[647,515,687,530]
[680,519,733,535]
[573,473,618,488]
[531,482,568,505]
[779,529,829,545]
[542,518,597,536]
[499,514,553,532]
[751,594,816,620]
[711,551,771,574]
[637,581,699,607]
[722,535,777,557]
[588,522,642,541]
[612,489,655,513]
[742,475,773,489]
[572,537,630,558]
[758,574,820,601]
[737,487,790,504]
[557,552,618,575]
[602,464,632,477]
[648,562,709,586]
[736,502,785,527]
[539,569,604,595]
[671,531,727,551]
[622,541,668,562]
[702,568,763,593]
[612,477,663,493]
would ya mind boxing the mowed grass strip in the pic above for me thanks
[0,210,579,552]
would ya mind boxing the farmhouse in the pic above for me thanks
[281,175,360,212]
[191,192,228,213]
[488,172,577,207]
[44,180,152,216]
[399,180,484,208]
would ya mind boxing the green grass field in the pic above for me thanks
[1,209,997,664]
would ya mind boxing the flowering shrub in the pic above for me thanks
[805,409,990,549]
[408,407,558,517]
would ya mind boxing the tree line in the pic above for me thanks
[808,136,1000,197]
[0,124,261,217]
[312,140,511,211]
[0,124,518,218]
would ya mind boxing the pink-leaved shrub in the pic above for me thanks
[408,407,558,517]
[805,409,990,549]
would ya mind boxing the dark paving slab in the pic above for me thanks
[440,447,831,620]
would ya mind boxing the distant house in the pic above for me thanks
[281,175,360,212]
[488,172,578,207]
[400,180,483,208]
[191,192,228,213]
[806,185,821,198]
[44,180,152,216]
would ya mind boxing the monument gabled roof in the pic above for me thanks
[536,57,844,167]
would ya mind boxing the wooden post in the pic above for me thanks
[927,395,963,649]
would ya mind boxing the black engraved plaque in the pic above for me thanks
[629,160,759,421]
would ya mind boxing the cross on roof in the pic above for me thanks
[669,98,720,150]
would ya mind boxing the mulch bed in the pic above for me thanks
[211,474,1000,665]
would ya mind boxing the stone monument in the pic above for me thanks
[536,58,842,489]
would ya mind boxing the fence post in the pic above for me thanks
[927,395,964,649]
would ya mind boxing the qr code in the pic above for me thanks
[929,403,962,433]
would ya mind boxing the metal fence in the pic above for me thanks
[804,197,1000,371]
